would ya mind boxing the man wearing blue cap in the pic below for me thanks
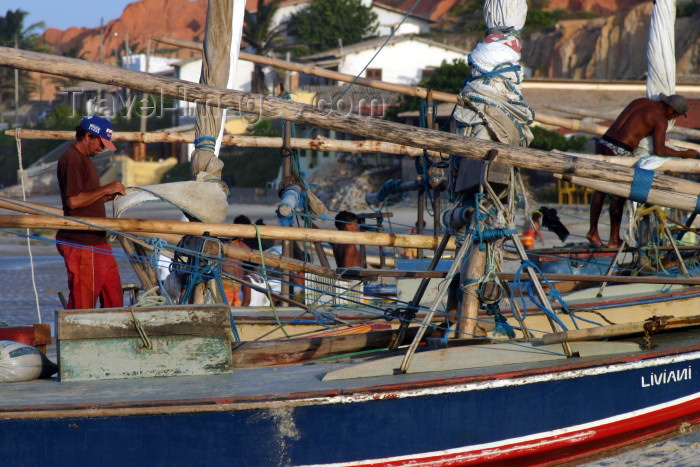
[56,115,126,309]
[587,94,700,248]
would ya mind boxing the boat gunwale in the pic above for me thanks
[2,339,699,420]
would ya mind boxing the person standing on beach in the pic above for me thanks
[56,115,126,309]
[332,210,362,268]
[587,94,700,248]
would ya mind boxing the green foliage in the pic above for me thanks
[161,118,281,187]
[37,103,81,131]
[387,59,470,120]
[446,0,486,33]
[111,93,177,132]
[0,9,50,113]
[524,8,557,31]
[677,2,700,18]
[529,126,589,152]
[290,0,378,54]
[161,148,280,188]
[244,0,293,94]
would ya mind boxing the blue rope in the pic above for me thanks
[194,136,216,151]
[629,166,655,203]
[509,260,568,330]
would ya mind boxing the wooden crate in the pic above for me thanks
[57,305,232,381]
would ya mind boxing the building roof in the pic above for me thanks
[302,35,469,61]
[373,0,462,21]
[245,0,461,21]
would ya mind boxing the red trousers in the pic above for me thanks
[57,243,123,309]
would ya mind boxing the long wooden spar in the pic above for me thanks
[0,197,338,277]
[0,194,455,250]
[5,129,441,158]
[152,35,698,151]
[8,128,700,174]
[1,47,700,212]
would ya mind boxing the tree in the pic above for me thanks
[0,9,50,117]
[290,0,378,54]
[387,58,471,121]
[243,0,291,94]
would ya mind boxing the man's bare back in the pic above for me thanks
[587,95,699,247]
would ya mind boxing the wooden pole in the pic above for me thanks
[0,213,457,250]
[552,173,700,212]
[152,35,698,150]
[1,47,700,210]
[5,129,443,158]
[542,315,700,344]
[281,114,293,305]
[9,128,700,172]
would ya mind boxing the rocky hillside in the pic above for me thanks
[38,0,699,87]
[544,0,644,16]
[523,2,700,81]
[44,0,208,64]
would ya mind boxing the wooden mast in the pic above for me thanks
[1,47,699,213]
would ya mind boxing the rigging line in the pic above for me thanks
[15,131,41,324]
[252,223,289,338]
[335,0,424,106]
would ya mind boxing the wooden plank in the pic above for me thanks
[57,305,231,340]
[58,335,232,381]
[541,315,700,344]
[322,341,642,381]
[231,327,419,368]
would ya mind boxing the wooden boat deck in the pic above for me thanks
[3,330,698,411]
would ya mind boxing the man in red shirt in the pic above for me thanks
[56,115,126,309]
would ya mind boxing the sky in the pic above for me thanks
[3,0,134,31]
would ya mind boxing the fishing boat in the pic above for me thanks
[1,0,700,464]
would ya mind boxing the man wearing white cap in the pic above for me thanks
[56,115,126,309]
[587,94,700,248]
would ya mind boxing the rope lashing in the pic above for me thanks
[629,166,655,203]
[469,229,517,250]
[509,259,568,330]
[194,135,217,152]
[485,303,515,339]
[278,184,302,217]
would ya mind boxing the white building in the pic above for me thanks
[121,54,182,74]
[303,35,469,86]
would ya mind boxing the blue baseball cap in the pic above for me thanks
[80,115,116,151]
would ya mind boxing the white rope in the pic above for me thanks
[15,132,42,324]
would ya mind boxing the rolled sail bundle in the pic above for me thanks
[113,181,229,224]
[451,0,534,192]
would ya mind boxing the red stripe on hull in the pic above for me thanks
[351,395,700,466]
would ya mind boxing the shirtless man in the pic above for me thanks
[332,210,362,268]
[587,94,699,247]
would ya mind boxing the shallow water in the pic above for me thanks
[0,252,697,464]
[0,252,138,332]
